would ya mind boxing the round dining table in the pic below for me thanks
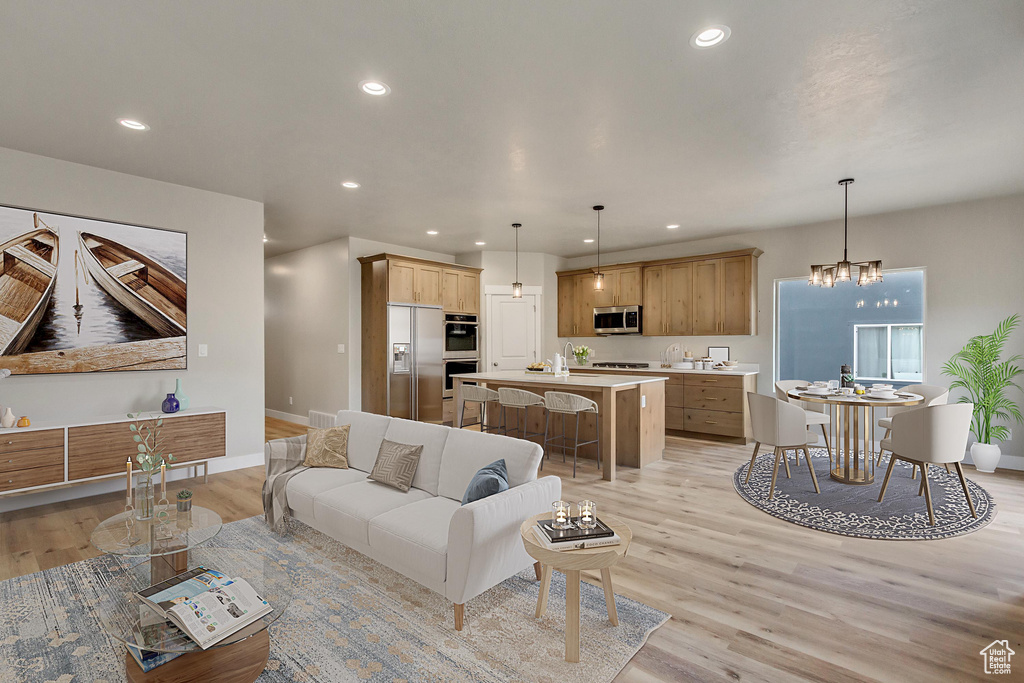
[787,388,924,485]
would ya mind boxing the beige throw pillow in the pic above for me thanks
[303,425,351,469]
[367,439,422,492]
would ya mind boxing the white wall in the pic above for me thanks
[0,147,265,510]
[264,236,454,418]
[557,192,1024,459]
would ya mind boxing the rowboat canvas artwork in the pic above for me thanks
[0,205,186,375]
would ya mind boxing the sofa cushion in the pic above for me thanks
[382,418,450,496]
[367,439,423,492]
[313,480,432,553]
[368,496,461,592]
[437,429,542,501]
[462,459,509,505]
[303,425,350,468]
[285,467,368,519]
[336,410,392,472]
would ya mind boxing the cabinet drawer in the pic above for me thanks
[0,463,64,492]
[666,407,685,430]
[0,429,64,455]
[684,386,743,412]
[666,384,685,408]
[683,373,745,389]
[684,409,745,437]
[0,445,63,475]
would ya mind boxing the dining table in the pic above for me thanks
[787,388,924,485]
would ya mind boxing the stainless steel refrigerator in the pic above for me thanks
[387,304,444,423]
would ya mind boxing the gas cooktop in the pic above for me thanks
[591,362,650,369]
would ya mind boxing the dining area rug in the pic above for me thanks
[0,516,668,682]
[733,447,995,540]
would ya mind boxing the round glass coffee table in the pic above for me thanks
[96,547,292,683]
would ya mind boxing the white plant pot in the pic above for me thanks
[970,442,1001,473]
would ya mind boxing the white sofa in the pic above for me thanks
[266,410,561,629]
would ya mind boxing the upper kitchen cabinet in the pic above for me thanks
[442,269,479,313]
[557,248,760,338]
[361,254,482,310]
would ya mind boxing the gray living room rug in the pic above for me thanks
[0,516,668,682]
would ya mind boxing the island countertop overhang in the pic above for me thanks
[450,370,668,389]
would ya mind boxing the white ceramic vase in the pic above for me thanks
[970,442,1001,473]
[1,407,15,429]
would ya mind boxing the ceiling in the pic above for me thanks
[1,1,1022,258]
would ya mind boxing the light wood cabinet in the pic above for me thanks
[557,266,642,336]
[692,259,721,335]
[594,266,641,307]
[642,266,666,336]
[388,260,417,304]
[574,274,596,336]
[415,264,443,306]
[643,262,693,336]
[720,255,754,334]
[442,269,479,313]
[557,275,576,336]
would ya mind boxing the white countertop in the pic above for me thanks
[0,406,225,434]
[451,370,668,388]
[575,362,759,376]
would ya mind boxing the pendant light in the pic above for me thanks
[593,205,605,291]
[808,178,882,288]
[511,223,523,298]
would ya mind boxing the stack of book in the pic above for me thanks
[533,517,620,550]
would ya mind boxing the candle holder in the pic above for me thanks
[134,471,155,521]
[577,500,597,530]
[551,500,574,530]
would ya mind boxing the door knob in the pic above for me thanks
[493,362,498,367]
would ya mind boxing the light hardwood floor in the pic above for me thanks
[3,417,1022,682]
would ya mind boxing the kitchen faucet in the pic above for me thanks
[563,341,575,363]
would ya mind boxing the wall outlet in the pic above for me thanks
[337,344,345,354]
[198,344,208,357]
[289,397,293,405]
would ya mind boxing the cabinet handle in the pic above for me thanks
[6,440,12,445]
[7,480,11,484]
[7,459,12,463]
[705,397,718,401]
[704,379,718,383]
[705,420,718,425]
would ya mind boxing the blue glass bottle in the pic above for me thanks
[161,393,180,414]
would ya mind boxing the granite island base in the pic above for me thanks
[452,371,666,481]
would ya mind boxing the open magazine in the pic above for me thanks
[136,566,273,650]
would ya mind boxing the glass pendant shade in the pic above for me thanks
[857,268,870,286]
[836,260,852,281]
[871,260,883,282]
[593,272,605,291]
[808,265,823,286]
[821,268,835,288]
[511,282,523,298]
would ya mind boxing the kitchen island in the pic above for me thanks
[452,370,667,481]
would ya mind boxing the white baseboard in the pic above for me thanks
[265,408,308,425]
[0,451,264,514]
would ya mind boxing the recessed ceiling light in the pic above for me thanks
[118,118,149,130]
[427,230,438,235]
[359,80,391,96]
[341,181,360,189]
[583,238,595,243]
[690,25,731,49]
[475,241,486,246]
[667,224,680,229]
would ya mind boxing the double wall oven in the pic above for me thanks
[443,313,479,398]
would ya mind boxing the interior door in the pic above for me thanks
[388,261,417,304]
[642,266,666,335]
[719,255,752,334]
[488,294,538,370]
[692,258,721,335]
[667,262,694,336]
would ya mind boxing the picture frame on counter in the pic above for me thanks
[708,346,730,363]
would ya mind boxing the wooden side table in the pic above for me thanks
[519,513,632,663]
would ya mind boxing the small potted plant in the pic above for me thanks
[176,489,193,513]
[942,314,1023,472]
[573,344,593,366]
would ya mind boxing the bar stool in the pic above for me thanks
[542,391,600,478]
[459,385,502,433]
[497,387,546,446]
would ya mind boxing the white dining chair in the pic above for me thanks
[775,380,832,465]
[875,384,950,472]
[746,393,821,500]
[877,403,975,526]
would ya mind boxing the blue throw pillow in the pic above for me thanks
[462,459,510,505]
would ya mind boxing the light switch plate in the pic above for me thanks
[198,344,208,357]
[337,344,345,354]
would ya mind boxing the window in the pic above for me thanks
[776,269,925,386]
[854,324,923,381]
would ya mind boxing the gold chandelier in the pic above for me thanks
[808,179,882,288]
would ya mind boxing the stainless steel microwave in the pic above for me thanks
[594,305,642,335]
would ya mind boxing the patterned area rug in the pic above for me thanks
[733,447,995,540]
[0,516,668,682]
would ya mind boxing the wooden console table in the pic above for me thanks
[0,407,226,497]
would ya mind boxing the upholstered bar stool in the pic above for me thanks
[746,392,821,500]
[542,391,600,478]
[497,387,546,446]
[459,384,502,433]
[775,380,832,466]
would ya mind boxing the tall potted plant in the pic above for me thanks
[941,314,1023,472]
